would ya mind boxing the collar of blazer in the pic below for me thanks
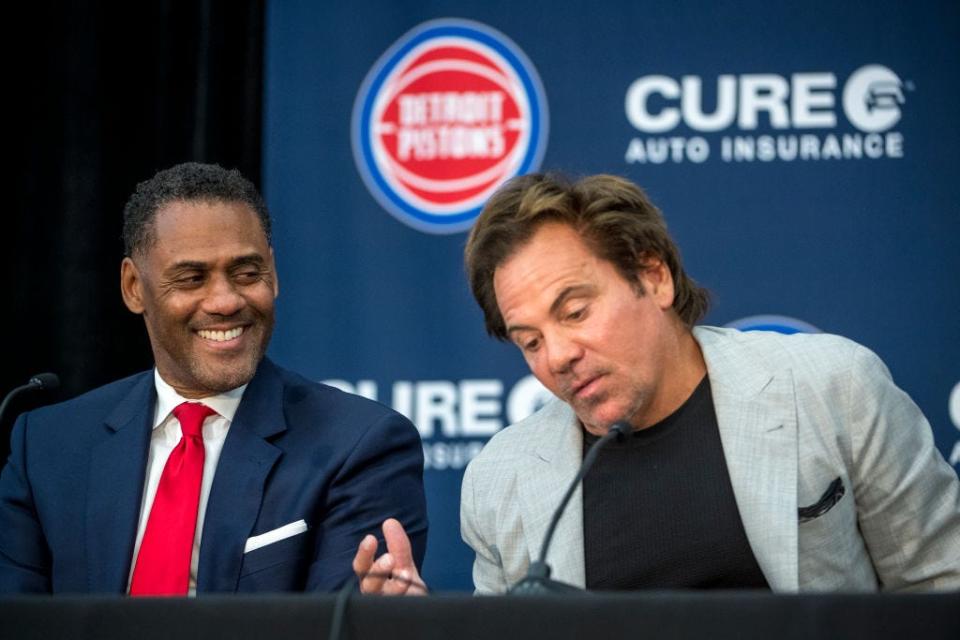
[693,326,799,592]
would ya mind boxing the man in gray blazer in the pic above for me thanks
[355,173,960,594]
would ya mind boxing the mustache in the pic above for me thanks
[189,311,262,331]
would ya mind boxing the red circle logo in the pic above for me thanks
[353,20,549,233]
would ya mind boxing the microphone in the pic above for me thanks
[0,372,61,428]
[509,419,631,595]
[28,373,60,391]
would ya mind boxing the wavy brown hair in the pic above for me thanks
[465,173,709,340]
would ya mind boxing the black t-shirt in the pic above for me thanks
[582,376,769,590]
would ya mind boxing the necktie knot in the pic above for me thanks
[173,402,216,439]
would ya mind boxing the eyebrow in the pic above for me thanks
[230,254,268,268]
[548,284,595,317]
[506,323,535,338]
[505,284,596,337]
[166,260,207,273]
[166,253,267,273]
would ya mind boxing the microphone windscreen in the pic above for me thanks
[610,420,631,442]
[30,372,60,390]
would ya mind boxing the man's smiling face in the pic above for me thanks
[121,199,278,398]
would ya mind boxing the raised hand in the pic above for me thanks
[353,518,428,595]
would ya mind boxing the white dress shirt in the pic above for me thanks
[127,370,247,595]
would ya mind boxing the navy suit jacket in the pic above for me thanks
[0,358,428,593]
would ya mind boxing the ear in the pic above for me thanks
[269,247,279,299]
[638,258,675,310]
[120,257,146,314]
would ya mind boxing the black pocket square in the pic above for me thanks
[798,477,845,523]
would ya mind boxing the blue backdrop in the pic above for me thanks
[263,0,960,590]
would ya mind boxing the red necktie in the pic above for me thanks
[130,402,216,596]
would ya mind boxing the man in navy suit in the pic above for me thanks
[0,162,427,594]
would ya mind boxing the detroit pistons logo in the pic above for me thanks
[352,19,549,233]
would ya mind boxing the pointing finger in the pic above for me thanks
[382,518,415,570]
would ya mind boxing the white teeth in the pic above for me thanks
[198,327,244,342]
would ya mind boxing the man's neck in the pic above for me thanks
[634,326,707,430]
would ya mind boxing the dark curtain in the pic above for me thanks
[3,1,264,460]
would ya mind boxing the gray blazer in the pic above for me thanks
[461,326,960,593]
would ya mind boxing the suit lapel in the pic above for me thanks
[87,372,155,592]
[516,400,586,588]
[197,359,284,593]
[697,327,800,592]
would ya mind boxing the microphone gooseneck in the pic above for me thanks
[509,419,632,595]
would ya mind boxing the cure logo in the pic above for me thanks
[352,19,548,234]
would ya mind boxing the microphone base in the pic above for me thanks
[508,562,586,595]
[508,576,585,595]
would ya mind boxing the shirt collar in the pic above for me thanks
[152,369,247,429]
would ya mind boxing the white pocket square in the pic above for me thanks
[244,519,308,553]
